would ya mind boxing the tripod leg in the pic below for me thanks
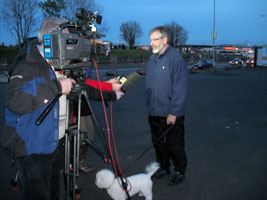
[86,140,110,163]
[65,93,82,199]
[65,133,71,199]
[82,90,111,160]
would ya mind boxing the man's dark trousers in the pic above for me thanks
[149,115,187,174]
[16,139,65,200]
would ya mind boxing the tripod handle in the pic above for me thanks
[35,94,62,126]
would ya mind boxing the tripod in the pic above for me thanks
[64,83,111,200]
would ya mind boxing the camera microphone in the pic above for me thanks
[117,72,140,93]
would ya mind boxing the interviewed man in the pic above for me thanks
[146,26,188,186]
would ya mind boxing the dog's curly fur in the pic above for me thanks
[95,162,159,200]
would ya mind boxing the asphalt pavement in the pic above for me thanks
[0,65,267,200]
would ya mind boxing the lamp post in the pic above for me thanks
[212,0,216,69]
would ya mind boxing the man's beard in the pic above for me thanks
[152,42,164,54]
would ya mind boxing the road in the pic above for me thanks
[0,66,267,200]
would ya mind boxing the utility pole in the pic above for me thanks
[212,0,216,69]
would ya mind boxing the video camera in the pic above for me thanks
[43,8,102,71]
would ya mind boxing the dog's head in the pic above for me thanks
[95,169,115,189]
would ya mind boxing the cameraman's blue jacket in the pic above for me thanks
[2,44,62,157]
[1,43,117,158]
[146,46,188,118]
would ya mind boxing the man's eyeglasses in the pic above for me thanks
[149,37,163,43]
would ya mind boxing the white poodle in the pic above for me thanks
[95,162,159,200]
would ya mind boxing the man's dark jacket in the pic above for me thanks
[146,45,188,118]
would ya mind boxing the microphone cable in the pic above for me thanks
[91,59,132,193]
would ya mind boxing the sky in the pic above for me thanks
[0,0,266,46]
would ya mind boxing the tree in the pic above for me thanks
[165,21,188,50]
[0,0,39,50]
[39,0,65,18]
[120,21,143,49]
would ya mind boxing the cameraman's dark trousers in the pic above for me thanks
[16,138,65,200]
[148,115,187,174]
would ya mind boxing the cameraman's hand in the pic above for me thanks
[115,91,124,100]
[59,78,76,95]
[91,39,104,45]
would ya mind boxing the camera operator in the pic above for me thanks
[1,17,122,200]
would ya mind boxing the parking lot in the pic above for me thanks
[1,66,267,200]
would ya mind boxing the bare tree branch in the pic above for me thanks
[39,0,65,18]
[120,21,143,48]
[165,21,188,49]
[0,0,39,49]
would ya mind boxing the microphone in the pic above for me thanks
[117,72,140,93]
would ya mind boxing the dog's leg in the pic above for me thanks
[144,193,153,200]
[141,185,153,200]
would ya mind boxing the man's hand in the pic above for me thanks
[115,91,124,100]
[106,78,122,91]
[59,78,76,95]
[112,83,122,91]
[167,114,176,125]
[106,78,119,84]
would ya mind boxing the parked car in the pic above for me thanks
[229,58,243,66]
[193,60,213,70]
[246,58,255,67]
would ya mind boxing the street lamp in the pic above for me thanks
[212,0,216,69]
